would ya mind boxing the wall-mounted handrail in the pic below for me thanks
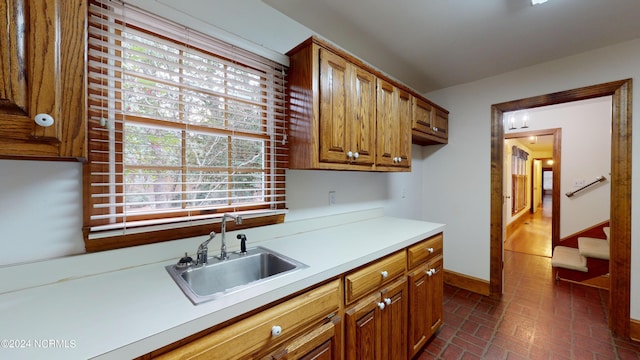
[565,175,607,198]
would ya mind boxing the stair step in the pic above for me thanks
[552,246,588,272]
[603,226,610,242]
[578,237,609,260]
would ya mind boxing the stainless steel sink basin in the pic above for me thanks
[166,247,307,304]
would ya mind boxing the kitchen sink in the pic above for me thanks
[166,247,307,305]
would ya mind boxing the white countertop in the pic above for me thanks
[0,210,445,359]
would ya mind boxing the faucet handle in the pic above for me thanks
[237,234,247,254]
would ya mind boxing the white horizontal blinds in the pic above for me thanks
[87,0,287,233]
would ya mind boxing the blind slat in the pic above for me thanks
[86,0,288,236]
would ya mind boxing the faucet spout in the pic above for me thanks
[219,213,242,260]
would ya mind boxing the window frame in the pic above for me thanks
[83,0,287,252]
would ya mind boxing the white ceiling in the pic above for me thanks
[263,0,640,93]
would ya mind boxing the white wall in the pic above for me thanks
[424,39,640,319]
[506,97,612,237]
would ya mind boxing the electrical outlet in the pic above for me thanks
[329,191,336,206]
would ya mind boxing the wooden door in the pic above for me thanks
[412,97,434,136]
[318,48,350,164]
[432,108,449,141]
[427,256,444,336]
[349,65,376,166]
[345,293,381,360]
[0,0,85,159]
[375,79,397,166]
[379,277,407,360]
[396,90,412,167]
[407,264,429,357]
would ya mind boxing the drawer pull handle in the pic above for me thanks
[377,302,386,310]
[427,247,434,253]
[384,297,392,306]
[34,113,55,127]
[271,325,282,337]
[380,270,389,279]
[427,268,437,277]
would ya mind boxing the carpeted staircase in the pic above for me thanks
[551,227,610,288]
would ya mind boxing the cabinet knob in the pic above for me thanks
[353,152,359,159]
[380,270,389,279]
[427,268,436,277]
[433,127,439,132]
[427,247,434,254]
[34,113,55,127]
[347,151,353,158]
[377,302,386,310]
[271,325,282,337]
[384,297,392,306]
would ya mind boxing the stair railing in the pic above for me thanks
[565,175,607,198]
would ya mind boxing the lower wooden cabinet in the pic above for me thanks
[154,280,340,360]
[344,277,407,360]
[407,235,444,358]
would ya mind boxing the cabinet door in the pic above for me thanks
[345,293,381,360]
[375,79,397,167]
[349,66,376,165]
[379,277,407,360]
[432,108,449,141]
[318,48,350,164]
[407,264,429,358]
[0,0,85,159]
[396,90,412,167]
[426,256,444,336]
[411,97,434,136]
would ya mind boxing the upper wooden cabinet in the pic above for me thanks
[412,97,449,145]
[0,0,86,160]
[287,37,426,172]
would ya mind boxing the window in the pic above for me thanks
[511,146,528,214]
[84,0,287,251]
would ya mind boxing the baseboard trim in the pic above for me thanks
[631,318,640,342]
[444,269,490,296]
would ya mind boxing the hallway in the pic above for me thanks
[504,195,552,258]
[418,195,640,358]
[419,251,640,359]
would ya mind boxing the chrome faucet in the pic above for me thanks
[218,213,242,260]
[196,231,216,266]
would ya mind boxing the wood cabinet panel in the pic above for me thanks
[0,0,86,160]
[267,316,341,360]
[426,256,444,335]
[345,277,407,360]
[345,250,406,305]
[407,233,444,357]
[411,97,448,146]
[379,277,407,360]
[156,280,340,360]
[376,80,411,168]
[407,233,444,269]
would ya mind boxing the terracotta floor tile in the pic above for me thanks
[418,250,640,359]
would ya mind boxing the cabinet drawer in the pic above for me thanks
[344,251,406,304]
[158,280,340,360]
[407,233,443,269]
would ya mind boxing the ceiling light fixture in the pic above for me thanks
[531,0,549,5]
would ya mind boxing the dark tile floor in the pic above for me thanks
[419,251,640,359]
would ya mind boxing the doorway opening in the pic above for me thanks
[504,130,560,258]
[489,79,632,337]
